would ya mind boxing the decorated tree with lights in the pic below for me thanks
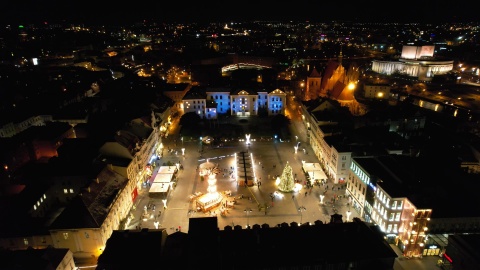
[277,161,295,192]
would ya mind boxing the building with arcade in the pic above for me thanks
[371,45,454,81]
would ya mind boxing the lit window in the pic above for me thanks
[63,233,69,240]
[69,189,74,193]
[85,232,89,239]
[64,189,68,194]
[23,238,29,246]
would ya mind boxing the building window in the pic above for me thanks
[69,189,74,193]
[63,233,69,240]
[395,213,401,221]
[85,232,89,239]
[23,238,28,246]
[397,201,403,210]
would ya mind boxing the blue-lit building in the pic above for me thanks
[182,86,286,118]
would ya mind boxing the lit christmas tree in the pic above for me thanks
[277,161,295,192]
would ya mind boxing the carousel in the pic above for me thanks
[195,159,224,212]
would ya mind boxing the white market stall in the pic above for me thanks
[157,166,177,174]
[302,162,327,183]
[153,172,174,183]
[148,182,171,198]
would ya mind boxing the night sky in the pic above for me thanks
[0,0,477,25]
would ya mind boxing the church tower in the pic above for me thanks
[305,67,321,101]
[338,45,343,66]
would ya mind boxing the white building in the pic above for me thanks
[182,86,287,118]
[346,156,432,258]
[371,45,453,81]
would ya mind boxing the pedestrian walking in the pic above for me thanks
[305,191,308,197]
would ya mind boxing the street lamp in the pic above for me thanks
[294,145,298,154]
[346,210,351,222]
[298,206,306,224]
[319,194,325,204]
[244,208,252,228]
[181,148,185,156]
[162,199,167,209]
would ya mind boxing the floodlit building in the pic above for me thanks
[371,45,454,81]
[182,86,287,119]
[346,155,433,258]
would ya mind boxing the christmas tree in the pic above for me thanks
[277,161,295,192]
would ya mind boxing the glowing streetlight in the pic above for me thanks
[181,148,185,156]
[319,194,325,204]
[159,143,164,157]
[298,206,306,224]
[162,199,167,209]
[244,208,252,228]
[245,134,251,147]
[294,145,298,154]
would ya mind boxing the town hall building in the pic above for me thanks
[182,86,287,119]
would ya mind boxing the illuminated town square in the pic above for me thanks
[127,115,358,233]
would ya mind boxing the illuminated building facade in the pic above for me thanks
[371,45,454,81]
[182,87,286,118]
[346,156,432,258]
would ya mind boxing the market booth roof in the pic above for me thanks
[303,162,327,180]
